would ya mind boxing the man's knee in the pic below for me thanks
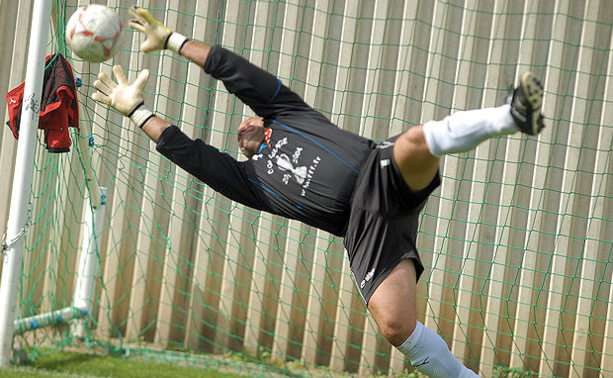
[378,315,417,346]
[396,125,429,154]
[393,126,439,191]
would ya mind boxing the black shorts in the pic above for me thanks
[343,136,440,304]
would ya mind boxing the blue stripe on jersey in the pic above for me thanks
[271,120,360,174]
[249,178,282,198]
[267,79,282,104]
[248,178,312,213]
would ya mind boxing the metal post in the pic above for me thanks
[0,0,52,367]
[72,187,107,338]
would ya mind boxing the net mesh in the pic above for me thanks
[6,1,612,377]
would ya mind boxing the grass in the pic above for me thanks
[0,349,536,377]
[1,351,245,378]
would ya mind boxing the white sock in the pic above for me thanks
[396,321,480,378]
[423,104,517,157]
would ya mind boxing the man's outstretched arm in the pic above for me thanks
[91,64,265,209]
[128,6,310,117]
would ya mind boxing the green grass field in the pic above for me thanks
[2,351,245,378]
[0,349,536,378]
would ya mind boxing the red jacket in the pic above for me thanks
[6,53,79,153]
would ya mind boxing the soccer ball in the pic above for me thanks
[66,5,123,63]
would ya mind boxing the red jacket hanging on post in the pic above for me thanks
[6,53,79,153]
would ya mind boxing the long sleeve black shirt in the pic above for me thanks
[156,46,375,237]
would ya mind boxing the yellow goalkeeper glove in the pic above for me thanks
[92,65,154,128]
[128,6,188,54]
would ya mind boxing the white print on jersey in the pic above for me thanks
[380,159,391,168]
[269,137,289,161]
[300,156,321,197]
[277,153,307,184]
[377,140,394,150]
[292,147,303,163]
[253,133,323,196]
[260,137,290,173]
[360,267,376,289]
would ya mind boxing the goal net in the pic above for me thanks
[3,1,612,377]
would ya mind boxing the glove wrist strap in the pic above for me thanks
[129,104,155,129]
[166,32,188,55]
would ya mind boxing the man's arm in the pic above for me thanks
[141,115,172,143]
[129,6,310,118]
[202,45,311,118]
[179,40,212,69]
[91,64,266,210]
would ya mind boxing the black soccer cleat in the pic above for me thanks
[510,71,545,136]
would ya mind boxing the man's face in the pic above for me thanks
[237,116,265,158]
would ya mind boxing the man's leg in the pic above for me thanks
[368,259,418,345]
[422,72,545,158]
[377,72,545,377]
[368,259,479,377]
[394,72,545,189]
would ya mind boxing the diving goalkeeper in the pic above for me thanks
[92,7,545,377]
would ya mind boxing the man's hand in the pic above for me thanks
[92,65,147,116]
[92,65,154,128]
[128,6,187,54]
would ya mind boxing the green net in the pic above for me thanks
[5,1,612,377]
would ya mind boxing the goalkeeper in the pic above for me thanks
[93,7,545,378]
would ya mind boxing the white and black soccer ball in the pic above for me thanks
[66,5,123,63]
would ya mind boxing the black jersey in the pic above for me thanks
[156,46,375,236]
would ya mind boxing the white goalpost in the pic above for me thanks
[0,0,106,366]
[70,186,106,339]
[0,0,53,367]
